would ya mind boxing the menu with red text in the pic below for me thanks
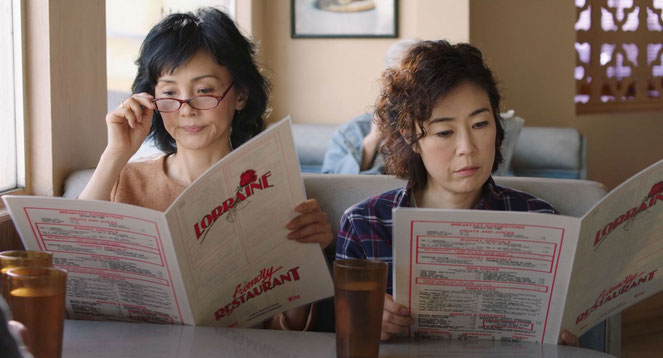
[3,117,334,327]
[393,159,663,344]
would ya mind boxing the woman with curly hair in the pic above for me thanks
[335,40,579,345]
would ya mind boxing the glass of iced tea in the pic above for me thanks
[6,266,67,358]
[334,259,387,358]
[0,250,53,301]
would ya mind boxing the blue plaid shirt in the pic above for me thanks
[335,177,557,294]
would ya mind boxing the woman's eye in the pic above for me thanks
[161,90,175,97]
[474,120,490,129]
[436,130,453,138]
[197,88,214,94]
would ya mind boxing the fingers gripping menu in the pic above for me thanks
[393,209,580,343]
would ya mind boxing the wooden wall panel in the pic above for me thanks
[0,218,24,252]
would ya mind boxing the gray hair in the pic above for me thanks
[384,38,421,68]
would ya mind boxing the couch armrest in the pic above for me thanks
[62,169,95,199]
[512,127,587,179]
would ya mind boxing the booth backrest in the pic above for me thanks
[64,171,608,233]
[302,174,608,236]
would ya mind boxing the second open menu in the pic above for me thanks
[393,209,581,343]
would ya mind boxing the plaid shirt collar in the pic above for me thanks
[402,176,504,210]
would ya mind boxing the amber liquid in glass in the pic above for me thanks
[335,281,383,358]
[0,250,53,301]
[10,287,66,358]
[1,267,12,301]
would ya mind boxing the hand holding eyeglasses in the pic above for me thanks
[104,81,234,159]
[105,93,156,159]
[152,81,235,113]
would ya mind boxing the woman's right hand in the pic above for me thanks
[105,93,155,157]
[381,293,415,341]
[79,93,156,201]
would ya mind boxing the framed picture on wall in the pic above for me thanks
[291,0,398,38]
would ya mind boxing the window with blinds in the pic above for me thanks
[575,0,663,113]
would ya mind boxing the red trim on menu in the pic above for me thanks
[408,220,415,337]
[415,235,556,274]
[414,277,548,293]
[35,222,161,249]
[152,217,185,323]
[23,207,186,324]
[406,219,566,342]
[23,207,45,251]
[37,233,160,255]
[58,265,170,286]
[541,228,563,343]
[482,319,534,331]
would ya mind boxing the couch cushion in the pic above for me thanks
[511,127,586,179]
[292,123,337,172]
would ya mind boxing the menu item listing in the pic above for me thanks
[3,117,334,328]
[393,159,663,344]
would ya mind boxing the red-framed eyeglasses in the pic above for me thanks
[152,81,235,113]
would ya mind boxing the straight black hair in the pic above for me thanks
[132,7,269,154]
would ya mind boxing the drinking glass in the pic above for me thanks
[0,250,53,301]
[334,259,388,358]
[6,266,67,358]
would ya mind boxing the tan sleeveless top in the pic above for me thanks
[110,155,186,212]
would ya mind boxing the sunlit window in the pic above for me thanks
[106,0,236,110]
[0,0,25,193]
[575,0,663,113]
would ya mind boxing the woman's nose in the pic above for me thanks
[456,130,477,155]
[179,100,197,116]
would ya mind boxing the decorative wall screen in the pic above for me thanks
[575,0,663,113]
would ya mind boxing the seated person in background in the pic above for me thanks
[79,7,332,331]
[321,38,419,174]
[335,40,579,345]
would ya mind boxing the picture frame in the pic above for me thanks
[291,0,398,38]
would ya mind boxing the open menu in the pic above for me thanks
[3,117,334,328]
[393,159,663,344]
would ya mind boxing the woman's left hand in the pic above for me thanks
[286,199,333,249]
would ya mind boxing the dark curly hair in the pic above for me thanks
[375,40,505,191]
[132,7,270,154]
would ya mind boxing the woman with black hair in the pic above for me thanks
[80,8,331,330]
[336,40,580,345]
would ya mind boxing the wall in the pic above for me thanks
[469,0,663,190]
[24,0,107,197]
[470,3,663,353]
[255,0,469,125]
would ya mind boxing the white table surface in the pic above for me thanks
[63,320,615,358]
